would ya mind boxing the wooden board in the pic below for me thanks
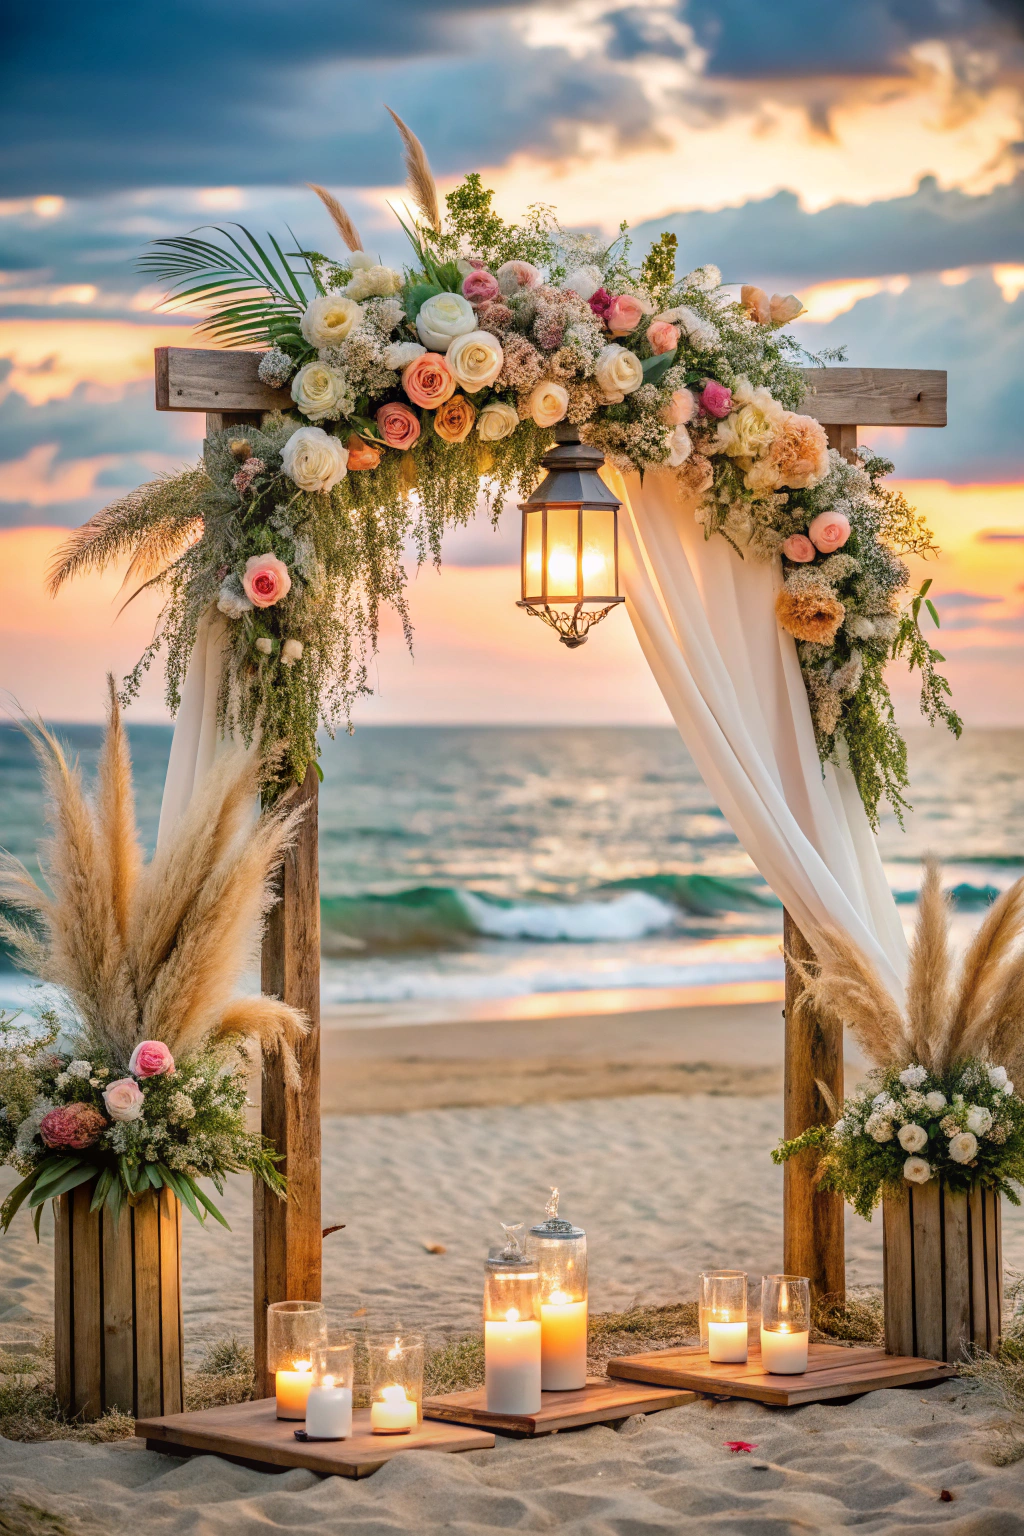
[155,346,291,413]
[136,1397,495,1479]
[423,1377,695,1435]
[607,1341,952,1406]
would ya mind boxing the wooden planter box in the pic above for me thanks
[883,1179,1002,1364]
[54,1182,184,1421]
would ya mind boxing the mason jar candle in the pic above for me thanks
[266,1300,327,1419]
[305,1337,355,1439]
[367,1332,424,1433]
[701,1271,748,1364]
[484,1224,542,1415]
[760,1275,810,1374]
[528,1189,588,1391]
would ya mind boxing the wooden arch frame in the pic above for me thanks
[154,346,947,1391]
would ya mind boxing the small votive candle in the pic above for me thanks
[367,1333,424,1434]
[484,1224,542,1415]
[760,1275,810,1375]
[305,1338,355,1439]
[275,1361,314,1420]
[701,1270,748,1364]
[529,1191,588,1392]
[266,1300,327,1421]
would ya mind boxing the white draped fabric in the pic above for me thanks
[156,610,235,848]
[612,466,907,999]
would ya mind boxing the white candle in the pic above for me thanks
[760,1326,809,1374]
[707,1320,748,1363]
[370,1384,417,1434]
[485,1309,542,1414]
[305,1379,353,1438]
[540,1291,587,1391]
[275,1362,313,1419]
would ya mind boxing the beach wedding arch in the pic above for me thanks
[50,110,959,825]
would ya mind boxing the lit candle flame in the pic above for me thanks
[322,1374,335,1389]
[547,1290,571,1306]
[294,1360,312,1372]
[381,1384,408,1405]
[505,1307,520,1324]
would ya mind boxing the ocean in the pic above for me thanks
[1,723,1021,1021]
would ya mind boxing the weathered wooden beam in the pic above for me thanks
[783,913,845,1306]
[254,764,322,1398]
[156,346,946,428]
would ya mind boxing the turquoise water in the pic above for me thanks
[1,723,1021,1012]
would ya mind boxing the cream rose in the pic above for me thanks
[526,380,569,428]
[446,330,504,392]
[280,638,304,667]
[594,343,643,403]
[300,292,363,348]
[714,378,785,464]
[281,426,349,492]
[948,1131,978,1164]
[291,362,349,422]
[344,265,402,301]
[903,1156,932,1185]
[897,1123,928,1153]
[966,1105,993,1135]
[103,1077,144,1123]
[416,292,477,352]
[476,401,519,441]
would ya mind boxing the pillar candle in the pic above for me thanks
[275,1362,314,1419]
[760,1326,809,1374]
[707,1320,748,1363]
[370,1384,417,1433]
[540,1292,587,1391]
[485,1312,542,1414]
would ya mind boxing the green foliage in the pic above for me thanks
[640,231,678,300]
[432,173,558,269]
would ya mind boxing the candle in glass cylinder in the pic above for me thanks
[370,1384,417,1433]
[275,1361,313,1419]
[701,1270,748,1364]
[305,1338,355,1438]
[484,1223,542,1415]
[760,1275,810,1375]
[266,1300,327,1420]
[367,1332,424,1434]
[529,1191,588,1391]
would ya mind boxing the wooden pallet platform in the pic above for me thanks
[607,1342,953,1407]
[423,1376,695,1435]
[136,1396,494,1478]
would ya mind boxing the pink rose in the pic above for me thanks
[741,285,770,324]
[588,287,612,318]
[770,293,804,324]
[781,534,816,563]
[496,260,542,296]
[402,352,456,409]
[40,1103,107,1150]
[462,270,500,306]
[699,380,732,418]
[807,511,851,553]
[102,1078,145,1123]
[605,293,647,336]
[129,1039,174,1078]
[647,320,679,355]
[242,554,291,609]
[660,388,697,426]
[376,402,421,451]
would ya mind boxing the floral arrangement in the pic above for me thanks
[774,862,1024,1215]
[0,684,307,1230]
[48,112,958,820]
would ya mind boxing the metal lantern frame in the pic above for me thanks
[517,425,625,648]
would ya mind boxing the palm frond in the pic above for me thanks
[308,184,363,252]
[385,107,441,233]
[138,224,311,348]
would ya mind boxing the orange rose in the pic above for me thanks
[346,434,381,470]
[433,395,477,443]
[402,352,456,409]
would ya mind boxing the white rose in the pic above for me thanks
[948,1131,978,1164]
[280,639,304,667]
[416,292,477,352]
[866,1113,893,1143]
[903,1156,932,1185]
[562,265,603,301]
[965,1105,993,1135]
[714,390,785,463]
[988,1066,1008,1089]
[446,330,504,392]
[897,1123,928,1153]
[291,362,350,422]
[477,401,519,442]
[899,1064,928,1088]
[281,426,349,493]
[527,380,569,428]
[348,251,375,271]
[344,265,402,301]
[667,425,692,467]
[300,292,363,348]
[594,343,644,403]
[384,341,426,371]
[924,1091,947,1114]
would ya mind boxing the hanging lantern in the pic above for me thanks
[517,426,624,648]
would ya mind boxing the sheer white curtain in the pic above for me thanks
[156,610,238,847]
[610,466,907,998]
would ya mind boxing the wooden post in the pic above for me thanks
[254,763,322,1397]
[782,913,845,1305]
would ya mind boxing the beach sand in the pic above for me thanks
[2,996,1023,1531]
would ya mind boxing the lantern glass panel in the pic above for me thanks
[580,507,617,600]
[523,508,544,603]
[544,505,581,601]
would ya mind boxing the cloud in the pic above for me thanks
[977,527,1024,540]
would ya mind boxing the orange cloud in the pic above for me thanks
[0,319,197,404]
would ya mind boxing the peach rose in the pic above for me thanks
[128,1040,174,1078]
[770,293,805,324]
[741,285,770,324]
[402,352,456,409]
[103,1077,145,1123]
[242,554,291,608]
[808,510,851,552]
[660,388,696,426]
[346,435,381,471]
[376,402,421,451]
[781,534,816,563]
[605,293,647,336]
[433,395,477,443]
[647,320,679,355]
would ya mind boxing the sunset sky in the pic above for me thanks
[3,0,1023,726]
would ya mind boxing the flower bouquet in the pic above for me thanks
[0,682,307,1233]
[48,111,958,822]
